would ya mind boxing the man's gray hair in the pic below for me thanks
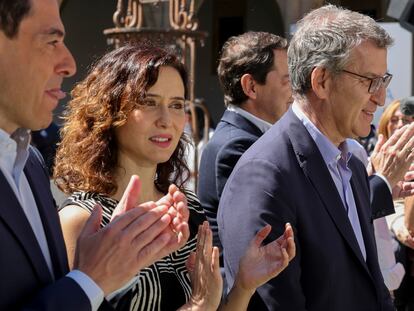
[288,4,393,97]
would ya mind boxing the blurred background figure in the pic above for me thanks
[31,122,60,177]
[31,122,67,205]
[378,98,414,141]
[184,101,215,192]
[379,97,414,311]
[347,136,403,293]
[359,123,378,156]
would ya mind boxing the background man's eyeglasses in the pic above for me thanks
[341,69,392,94]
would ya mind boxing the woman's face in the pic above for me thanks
[115,66,186,167]
[387,108,414,137]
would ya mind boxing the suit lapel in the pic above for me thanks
[24,152,69,278]
[348,159,378,282]
[0,170,53,285]
[286,109,370,272]
[221,110,263,138]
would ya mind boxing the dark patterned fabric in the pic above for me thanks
[61,190,205,311]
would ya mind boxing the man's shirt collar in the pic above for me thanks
[0,128,31,185]
[227,104,272,133]
[292,102,352,167]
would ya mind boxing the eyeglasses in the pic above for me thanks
[341,69,393,94]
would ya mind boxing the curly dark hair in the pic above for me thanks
[0,0,31,38]
[218,31,288,107]
[54,44,190,196]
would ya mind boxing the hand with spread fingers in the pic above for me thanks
[394,223,414,249]
[111,178,190,262]
[110,175,152,222]
[155,184,191,260]
[369,123,414,199]
[157,184,190,233]
[393,163,414,199]
[180,222,295,311]
[179,221,222,311]
[235,223,295,292]
[179,221,296,311]
[73,175,174,296]
[216,223,295,311]
[404,186,414,234]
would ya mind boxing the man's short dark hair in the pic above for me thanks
[217,31,288,107]
[0,0,31,38]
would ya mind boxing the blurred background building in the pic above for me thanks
[35,0,412,197]
[58,0,412,126]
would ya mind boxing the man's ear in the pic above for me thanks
[310,67,332,100]
[240,73,257,100]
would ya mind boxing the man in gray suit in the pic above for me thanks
[218,5,414,310]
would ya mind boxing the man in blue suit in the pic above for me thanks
[218,5,414,310]
[198,32,292,254]
[0,0,189,310]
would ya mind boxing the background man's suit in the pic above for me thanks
[218,108,394,311]
[0,148,91,310]
[198,110,263,250]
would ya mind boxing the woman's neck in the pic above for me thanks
[112,153,162,203]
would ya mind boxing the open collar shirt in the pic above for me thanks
[227,104,272,133]
[0,128,103,310]
[292,102,367,260]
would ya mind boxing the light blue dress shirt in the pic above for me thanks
[0,128,103,310]
[292,103,367,260]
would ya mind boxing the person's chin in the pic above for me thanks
[30,115,53,131]
[354,126,371,138]
[153,152,174,165]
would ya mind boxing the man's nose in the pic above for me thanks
[56,43,77,77]
[370,87,386,107]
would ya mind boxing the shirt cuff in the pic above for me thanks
[383,262,405,291]
[67,270,104,311]
[374,172,392,194]
[391,217,405,235]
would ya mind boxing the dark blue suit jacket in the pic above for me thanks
[0,147,91,310]
[218,108,393,311]
[198,110,263,251]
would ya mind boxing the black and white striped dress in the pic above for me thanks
[61,190,206,311]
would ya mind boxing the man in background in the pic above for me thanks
[218,5,414,310]
[198,31,291,255]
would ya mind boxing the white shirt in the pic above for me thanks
[227,104,272,133]
[0,128,103,310]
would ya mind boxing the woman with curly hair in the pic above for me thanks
[55,44,295,311]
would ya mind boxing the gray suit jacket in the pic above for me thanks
[198,110,262,252]
[218,108,394,310]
